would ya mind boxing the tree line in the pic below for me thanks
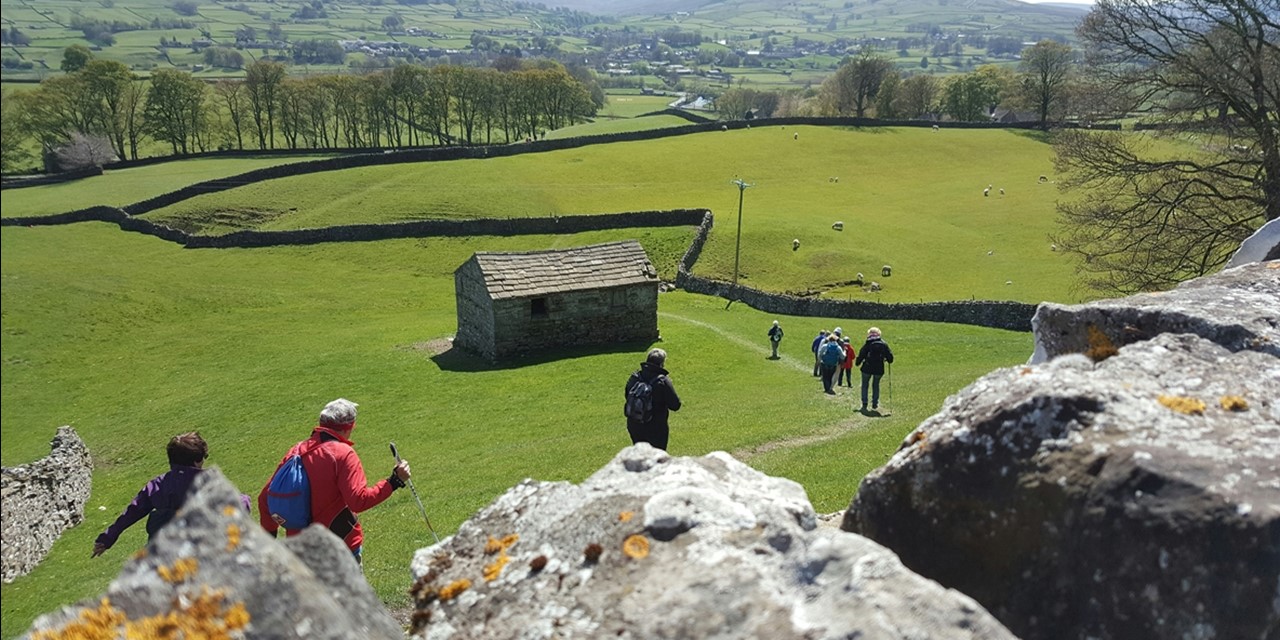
[1,55,599,169]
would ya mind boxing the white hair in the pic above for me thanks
[320,398,359,427]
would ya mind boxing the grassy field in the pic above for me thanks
[140,125,1081,304]
[0,220,1032,638]
[546,113,693,139]
[0,155,336,218]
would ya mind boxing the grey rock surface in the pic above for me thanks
[409,444,1014,640]
[281,526,404,639]
[1227,218,1280,268]
[1030,260,1279,363]
[24,469,403,640]
[2,426,93,583]
[845,333,1280,640]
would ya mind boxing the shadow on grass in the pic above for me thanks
[1009,128,1054,145]
[431,339,660,372]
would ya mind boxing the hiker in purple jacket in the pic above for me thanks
[92,432,247,557]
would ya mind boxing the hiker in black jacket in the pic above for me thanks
[854,327,894,412]
[624,348,682,450]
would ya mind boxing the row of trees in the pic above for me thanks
[2,57,599,169]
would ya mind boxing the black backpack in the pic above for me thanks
[624,374,657,423]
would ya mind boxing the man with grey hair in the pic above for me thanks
[624,348,682,450]
[258,398,411,563]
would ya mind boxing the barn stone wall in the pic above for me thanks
[491,283,659,359]
[453,259,497,360]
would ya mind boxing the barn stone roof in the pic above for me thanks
[466,240,658,300]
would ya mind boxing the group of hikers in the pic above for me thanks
[96,331,889,564]
[770,322,894,412]
[94,398,412,564]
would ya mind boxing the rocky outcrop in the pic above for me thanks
[24,469,402,640]
[407,444,1014,640]
[1227,218,1280,268]
[1029,260,1280,363]
[2,427,93,583]
[844,332,1280,640]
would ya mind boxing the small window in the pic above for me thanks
[531,297,548,318]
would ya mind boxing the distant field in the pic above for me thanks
[0,220,1031,637]
[0,155,336,218]
[140,125,1082,304]
[546,114,692,139]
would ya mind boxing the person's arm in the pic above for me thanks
[334,447,397,514]
[855,347,865,367]
[663,376,681,412]
[885,343,894,364]
[94,478,157,556]
[257,469,280,536]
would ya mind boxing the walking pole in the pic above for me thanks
[886,362,893,416]
[390,442,441,544]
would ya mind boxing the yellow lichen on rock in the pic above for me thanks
[438,579,472,601]
[1158,395,1206,415]
[156,557,199,584]
[482,552,510,582]
[618,511,634,523]
[31,589,250,640]
[622,534,650,559]
[225,524,241,551]
[1219,396,1249,411]
[484,533,519,555]
[1085,324,1119,362]
[221,505,238,517]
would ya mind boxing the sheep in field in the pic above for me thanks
[793,239,801,251]
[881,265,892,277]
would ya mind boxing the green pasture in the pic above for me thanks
[1,219,1031,637]
[598,93,676,119]
[546,114,692,140]
[141,126,1083,304]
[0,155,337,218]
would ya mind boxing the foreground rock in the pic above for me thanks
[1030,260,1280,363]
[408,444,1013,640]
[25,469,402,640]
[2,426,93,583]
[845,333,1280,640]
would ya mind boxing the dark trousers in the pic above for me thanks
[628,422,669,451]
[820,364,838,393]
[861,372,883,408]
[839,367,853,386]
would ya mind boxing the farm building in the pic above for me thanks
[453,240,660,360]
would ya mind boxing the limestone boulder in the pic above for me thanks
[2,426,93,583]
[844,333,1280,640]
[1030,260,1279,363]
[1227,218,1280,268]
[408,444,1014,640]
[24,468,403,640]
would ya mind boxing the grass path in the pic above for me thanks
[660,310,812,374]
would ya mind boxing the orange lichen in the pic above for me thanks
[225,524,241,551]
[132,549,149,561]
[622,535,650,559]
[1158,395,1206,415]
[1084,324,1119,362]
[437,579,471,601]
[31,589,249,640]
[618,511,634,523]
[156,557,199,584]
[221,505,238,517]
[583,543,603,564]
[482,552,510,582]
[1219,396,1249,411]
[483,533,519,555]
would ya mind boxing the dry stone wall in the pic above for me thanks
[1,427,93,583]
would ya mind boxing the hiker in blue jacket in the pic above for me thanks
[818,334,845,395]
[811,330,828,376]
[624,348,682,451]
[855,327,895,412]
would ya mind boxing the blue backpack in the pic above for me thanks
[265,453,311,530]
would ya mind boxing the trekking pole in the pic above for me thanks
[887,362,893,416]
[390,442,441,544]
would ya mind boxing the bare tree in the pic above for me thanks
[1018,40,1074,125]
[1054,0,1279,292]
[52,132,117,171]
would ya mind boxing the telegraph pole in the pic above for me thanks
[729,178,753,308]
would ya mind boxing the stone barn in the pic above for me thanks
[453,240,660,360]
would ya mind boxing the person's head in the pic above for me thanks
[167,432,208,467]
[646,348,667,368]
[319,398,359,434]
[868,327,882,338]
[772,320,779,327]
[826,334,839,343]
[843,337,850,344]
[820,330,828,336]
[834,326,842,336]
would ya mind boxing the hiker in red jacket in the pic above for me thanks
[839,337,856,388]
[258,398,410,562]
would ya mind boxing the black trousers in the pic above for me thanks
[627,422,669,451]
